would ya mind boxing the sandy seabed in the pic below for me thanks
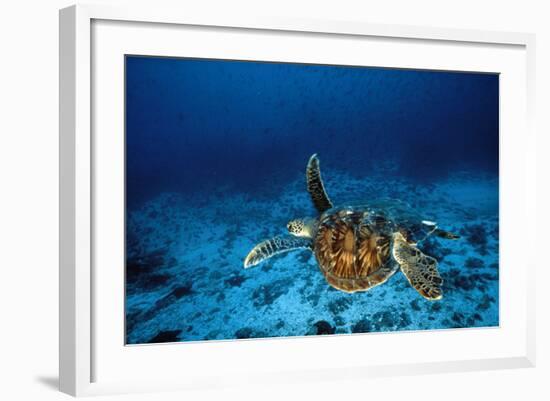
[125,170,499,344]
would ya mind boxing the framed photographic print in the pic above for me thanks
[59,4,536,397]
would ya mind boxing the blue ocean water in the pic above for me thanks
[125,56,499,344]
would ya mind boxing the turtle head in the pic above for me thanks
[287,217,317,239]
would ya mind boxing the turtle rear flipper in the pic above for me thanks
[306,154,333,213]
[244,236,312,268]
[434,229,460,240]
[392,233,443,300]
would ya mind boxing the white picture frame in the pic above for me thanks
[59,3,536,397]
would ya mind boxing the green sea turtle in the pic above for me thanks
[243,154,459,300]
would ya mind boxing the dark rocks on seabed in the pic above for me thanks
[451,312,464,325]
[351,309,413,333]
[410,299,421,311]
[126,248,178,294]
[446,268,476,291]
[235,327,267,339]
[446,267,497,293]
[136,283,195,325]
[473,313,484,322]
[209,270,223,280]
[235,327,254,339]
[252,279,290,307]
[450,311,485,328]
[465,257,485,269]
[126,251,165,279]
[328,297,352,315]
[224,273,248,288]
[169,283,194,299]
[308,320,336,335]
[147,329,182,343]
[371,310,412,330]
[297,250,312,264]
[421,237,452,261]
[275,320,285,329]
[137,273,171,292]
[125,311,141,340]
[351,319,372,333]
[304,284,324,307]
[477,294,496,311]
[460,223,489,255]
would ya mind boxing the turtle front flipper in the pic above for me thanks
[244,235,312,268]
[306,154,333,213]
[392,233,443,300]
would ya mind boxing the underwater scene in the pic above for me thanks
[125,56,499,344]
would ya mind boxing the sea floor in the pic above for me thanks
[125,170,499,344]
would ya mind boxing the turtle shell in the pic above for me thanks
[313,206,399,293]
